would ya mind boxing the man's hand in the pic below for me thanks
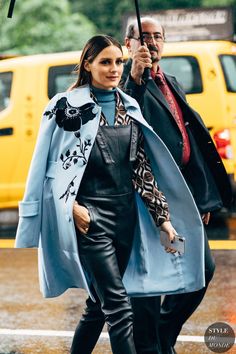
[202,212,211,225]
[131,46,152,85]
[73,201,90,234]
[160,220,178,253]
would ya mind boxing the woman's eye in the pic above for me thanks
[100,60,110,64]
[116,59,124,65]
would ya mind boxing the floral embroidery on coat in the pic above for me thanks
[59,176,77,202]
[44,98,96,137]
[60,135,92,170]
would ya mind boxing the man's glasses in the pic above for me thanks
[131,33,164,43]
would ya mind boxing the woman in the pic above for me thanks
[69,35,176,354]
[15,35,205,353]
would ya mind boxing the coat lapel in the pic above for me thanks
[147,79,173,115]
[67,85,95,107]
[164,74,187,105]
[147,75,187,133]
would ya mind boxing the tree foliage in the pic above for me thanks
[71,0,207,40]
[202,0,235,5]
[71,0,235,41]
[0,0,97,54]
[0,0,235,54]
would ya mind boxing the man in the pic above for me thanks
[121,17,232,354]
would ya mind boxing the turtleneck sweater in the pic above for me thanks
[91,86,117,126]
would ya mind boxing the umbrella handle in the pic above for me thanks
[143,68,152,82]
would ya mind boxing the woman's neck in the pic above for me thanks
[91,86,117,102]
[91,85,117,93]
[91,86,117,125]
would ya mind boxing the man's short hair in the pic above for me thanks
[125,22,136,39]
[125,17,165,39]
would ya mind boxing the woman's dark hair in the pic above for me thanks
[70,35,123,90]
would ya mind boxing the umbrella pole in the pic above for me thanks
[134,0,152,81]
[7,0,16,18]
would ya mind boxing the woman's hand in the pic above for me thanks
[73,201,90,234]
[160,220,178,254]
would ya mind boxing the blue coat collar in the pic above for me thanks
[67,84,141,111]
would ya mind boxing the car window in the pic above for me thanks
[0,72,13,112]
[48,65,77,99]
[160,56,203,94]
[219,55,236,92]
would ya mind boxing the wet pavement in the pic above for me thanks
[0,211,235,353]
[0,248,235,354]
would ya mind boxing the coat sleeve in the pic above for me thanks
[132,132,170,226]
[15,94,59,248]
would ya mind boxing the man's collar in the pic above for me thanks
[151,65,165,80]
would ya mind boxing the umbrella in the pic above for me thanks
[134,0,152,81]
[7,0,16,18]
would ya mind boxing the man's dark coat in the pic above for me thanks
[122,59,232,213]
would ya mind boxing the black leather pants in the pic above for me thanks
[71,194,137,354]
[71,295,162,354]
[71,124,139,354]
[70,295,105,354]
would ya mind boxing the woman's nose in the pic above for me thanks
[110,63,118,71]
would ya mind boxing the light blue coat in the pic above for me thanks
[15,85,205,299]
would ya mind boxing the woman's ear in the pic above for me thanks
[84,60,91,72]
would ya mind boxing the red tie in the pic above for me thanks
[155,73,180,119]
[155,73,190,165]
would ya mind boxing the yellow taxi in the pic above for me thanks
[0,51,80,208]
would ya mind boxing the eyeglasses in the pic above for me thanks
[131,33,164,43]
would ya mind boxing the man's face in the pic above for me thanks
[126,21,164,64]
